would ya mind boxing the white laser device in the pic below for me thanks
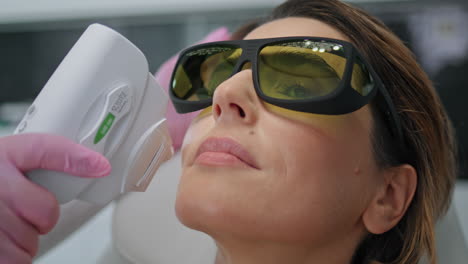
[14,23,173,205]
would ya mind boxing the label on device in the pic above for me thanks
[94,113,115,144]
[80,84,132,153]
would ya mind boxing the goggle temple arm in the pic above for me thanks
[375,84,410,164]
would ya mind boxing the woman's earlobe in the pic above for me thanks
[362,164,417,235]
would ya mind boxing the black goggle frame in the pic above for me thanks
[169,37,407,161]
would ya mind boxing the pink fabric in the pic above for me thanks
[155,27,231,151]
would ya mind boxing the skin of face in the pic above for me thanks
[174,17,400,263]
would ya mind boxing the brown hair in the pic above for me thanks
[231,1,458,263]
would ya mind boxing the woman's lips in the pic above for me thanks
[195,137,260,169]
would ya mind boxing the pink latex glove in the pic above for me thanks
[155,27,231,152]
[0,133,110,262]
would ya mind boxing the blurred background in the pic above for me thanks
[0,1,467,263]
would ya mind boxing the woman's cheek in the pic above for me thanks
[181,125,195,151]
[181,107,213,148]
[180,124,197,167]
[181,115,213,166]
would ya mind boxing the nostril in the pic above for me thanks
[230,103,245,118]
[239,108,246,118]
[215,104,222,117]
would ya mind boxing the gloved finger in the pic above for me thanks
[0,164,60,235]
[0,230,32,264]
[0,200,38,256]
[155,27,231,151]
[1,133,111,178]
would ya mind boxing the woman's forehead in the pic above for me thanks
[244,17,349,42]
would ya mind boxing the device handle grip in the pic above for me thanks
[27,170,95,204]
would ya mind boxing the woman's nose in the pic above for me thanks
[211,66,259,125]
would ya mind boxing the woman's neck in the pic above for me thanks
[212,238,357,264]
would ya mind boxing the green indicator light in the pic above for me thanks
[94,113,115,144]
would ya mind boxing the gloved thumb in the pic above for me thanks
[2,133,111,178]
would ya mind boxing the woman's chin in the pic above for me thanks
[175,186,229,236]
[174,172,254,238]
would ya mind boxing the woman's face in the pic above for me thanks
[175,17,382,246]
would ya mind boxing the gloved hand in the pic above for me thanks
[0,133,110,263]
[155,27,231,152]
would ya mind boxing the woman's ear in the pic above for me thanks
[362,164,417,234]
